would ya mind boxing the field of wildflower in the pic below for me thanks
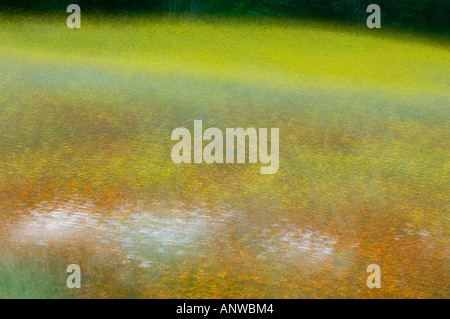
[0,13,448,298]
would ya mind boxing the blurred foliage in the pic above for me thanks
[0,14,448,298]
[0,0,448,33]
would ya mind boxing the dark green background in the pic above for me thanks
[0,0,449,33]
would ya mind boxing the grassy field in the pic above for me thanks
[0,13,449,298]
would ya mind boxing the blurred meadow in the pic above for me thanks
[0,13,449,298]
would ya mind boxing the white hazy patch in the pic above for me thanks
[9,195,235,264]
[393,223,432,241]
[9,195,100,246]
[9,194,345,266]
[253,224,338,264]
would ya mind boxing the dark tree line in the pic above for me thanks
[0,0,448,32]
